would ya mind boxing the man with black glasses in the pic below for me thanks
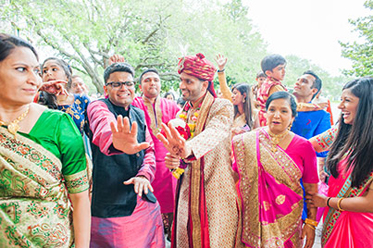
[87,62,165,247]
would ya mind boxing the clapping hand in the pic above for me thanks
[110,115,150,154]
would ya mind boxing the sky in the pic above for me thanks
[245,0,370,76]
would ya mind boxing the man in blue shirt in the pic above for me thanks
[292,70,331,157]
[291,70,331,221]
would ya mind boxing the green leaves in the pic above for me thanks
[340,0,373,77]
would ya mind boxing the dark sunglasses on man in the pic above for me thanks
[106,81,135,88]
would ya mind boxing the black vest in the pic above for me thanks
[90,99,146,218]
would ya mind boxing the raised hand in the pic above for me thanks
[214,54,228,71]
[110,115,150,154]
[39,80,68,95]
[109,54,125,65]
[156,122,191,158]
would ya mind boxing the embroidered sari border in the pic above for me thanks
[322,167,373,245]
[64,170,89,194]
[0,127,63,186]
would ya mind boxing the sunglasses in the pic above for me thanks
[106,81,135,88]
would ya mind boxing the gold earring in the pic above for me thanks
[242,98,246,103]
[288,122,293,130]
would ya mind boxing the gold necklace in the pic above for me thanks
[267,129,289,153]
[0,106,30,138]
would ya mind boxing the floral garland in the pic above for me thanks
[178,101,202,139]
[162,101,202,179]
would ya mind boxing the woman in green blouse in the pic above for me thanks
[0,34,91,247]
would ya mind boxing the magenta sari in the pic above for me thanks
[233,129,304,247]
[322,158,373,248]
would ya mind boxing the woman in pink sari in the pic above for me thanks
[308,77,373,248]
[232,91,319,248]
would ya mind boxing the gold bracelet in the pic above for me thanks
[337,197,345,211]
[305,223,316,230]
[304,218,318,227]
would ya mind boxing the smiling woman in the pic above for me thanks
[232,91,319,248]
[309,77,373,248]
[0,33,91,248]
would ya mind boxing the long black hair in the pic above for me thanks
[232,83,253,129]
[39,57,73,109]
[327,77,373,188]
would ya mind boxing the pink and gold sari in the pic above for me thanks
[322,158,373,248]
[233,128,304,247]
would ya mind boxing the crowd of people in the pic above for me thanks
[0,33,372,248]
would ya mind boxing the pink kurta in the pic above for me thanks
[132,96,180,213]
[88,101,164,248]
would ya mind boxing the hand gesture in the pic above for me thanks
[110,115,150,155]
[165,153,181,170]
[214,54,228,71]
[156,123,190,158]
[302,223,316,248]
[39,80,68,95]
[109,54,125,65]
[306,192,328,208]
[123,176,153,197]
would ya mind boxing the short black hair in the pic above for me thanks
[164,91,175,100]
[266,91,297,117]
[261,54,286,74]
[256,71,266,79]
[104,62,135,84]
[139,68,159,84]
[303,70,322,99]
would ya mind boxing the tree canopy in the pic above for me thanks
[0,0,365,98]
[340,0,373,77]
[1,0,268,93]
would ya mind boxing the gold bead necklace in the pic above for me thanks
[267,129,289,152]
[0,106,30,138]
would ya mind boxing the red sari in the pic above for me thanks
[322,158,373,248]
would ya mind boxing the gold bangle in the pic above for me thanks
[337,197,345,211]
[305,223,316,230]
[304,218,318,227]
